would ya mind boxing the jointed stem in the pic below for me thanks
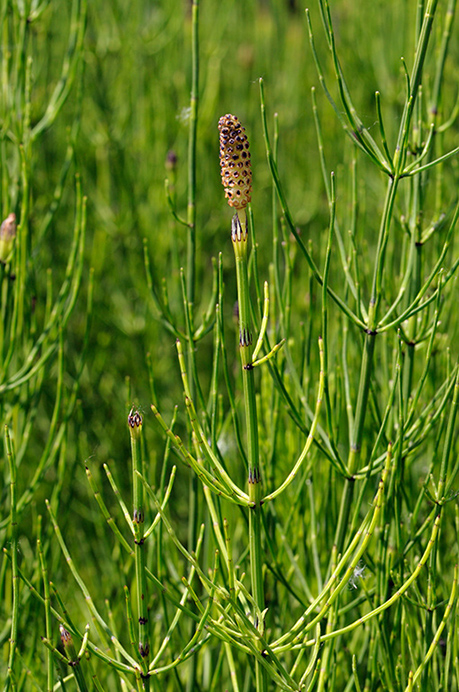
[232,211,267,691]
[128,410,150,686]
[4,426,18,692]
[186,7,200,688]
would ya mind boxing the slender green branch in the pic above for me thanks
[263,338,324,503]
[3,426,18,692]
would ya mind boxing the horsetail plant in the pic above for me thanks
[0,2,90,689]
[219,113,266,689]
[42,412,199,691]
[3,0,459,689]
[144,114,323,689]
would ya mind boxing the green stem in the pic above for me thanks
[186,7,199,686]
[333,315,378,555]
[3,426,18,692]
[186,0,198,313]
[128,409,150,687]
[37,534,53,692]
[59,627,90,692]
[370,176,400,321]
[402,188,422,411]
[231,211,266,691]
[348,331,377,475]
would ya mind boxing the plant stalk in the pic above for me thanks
[232,211,266,691]
[4,426,18,692]
[128,409,150,688]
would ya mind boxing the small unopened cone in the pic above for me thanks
[0,213,16,263]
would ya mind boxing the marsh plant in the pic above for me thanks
[2,0,459,690]
[0,0,89,690]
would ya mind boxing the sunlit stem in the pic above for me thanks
[128,409,150,684]
[231,210,267,692]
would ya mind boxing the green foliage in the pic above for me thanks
[1,0,459,690]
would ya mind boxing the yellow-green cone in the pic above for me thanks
[218,114,252,210]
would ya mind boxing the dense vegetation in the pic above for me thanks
[1,0,458,690]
